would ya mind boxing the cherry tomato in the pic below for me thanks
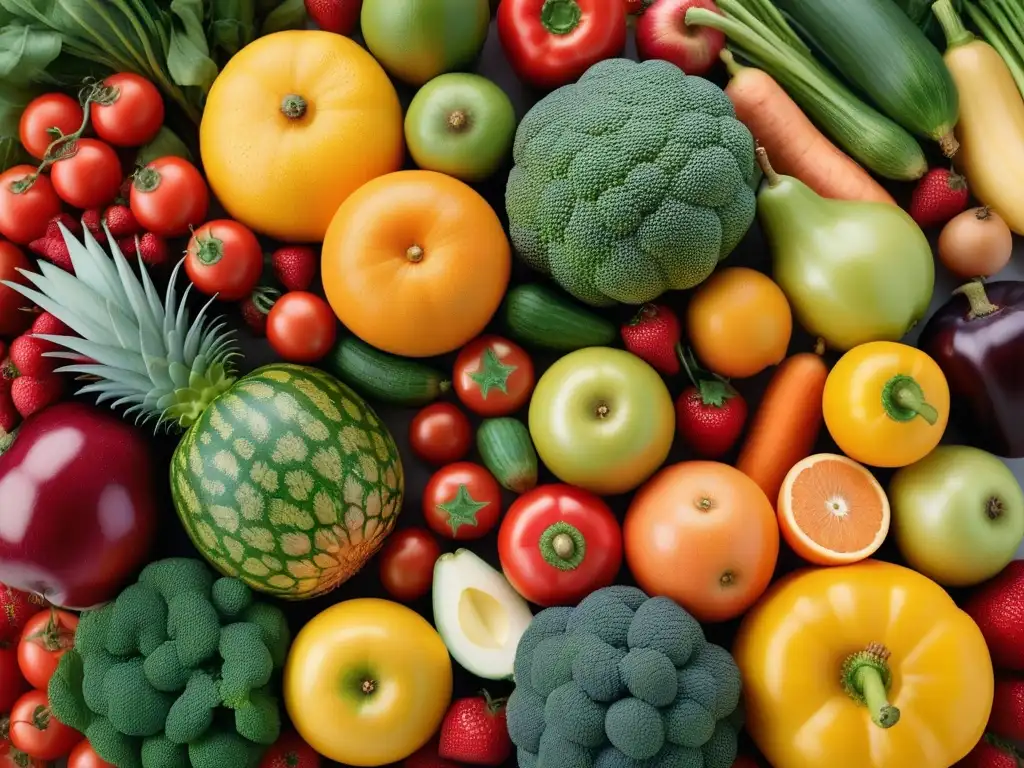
[0,166,62,245]
[423,462,503,540]
[185,220,263,301]
[498,484,623,607]
[0,745,46,768]
[378,528,442,602]
[130,157,210,237]
[454,335,535,417]
[90,73,164,148]
[67,740,115,768]
[17,609,78,690]
[0,241,33,337]
[0,646,28,713]
[19,94,84,160]
[409,403,473,465]
[266,292,338,363]
[50,139,122,210]
[9,689,82,760]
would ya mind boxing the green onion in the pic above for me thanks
[964,0,1024,96]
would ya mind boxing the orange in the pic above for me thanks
[686,267,792,379]
[623,461,780,623]
[322,170,511,358]
[777,453,890,566]
[200,30,404,242]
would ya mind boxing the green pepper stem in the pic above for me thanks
[541,0,582,34]
[841,643,901,729]
[953,280,1000,319]
[881,375,939,425]
[538,521,586,571]
[755,147,781,187]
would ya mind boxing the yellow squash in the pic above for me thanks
[733,560,993,768]
[934,0,1024,234]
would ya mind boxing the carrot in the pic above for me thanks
[736,341,829,506]
[722,50,896,206]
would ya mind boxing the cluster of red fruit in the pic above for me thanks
[0,311,74,434]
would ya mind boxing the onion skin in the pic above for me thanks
[937,206,1013,279]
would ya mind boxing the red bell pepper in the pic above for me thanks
[497,0,628,91]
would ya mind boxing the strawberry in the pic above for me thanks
[8,335,56,377]
[403,739,461,768]
[305,0,363,35]
[117,235,138,259]
[965,561,1024,670]
[438,691,513,766]
[81,208,107,242]
[31,311,71,338]
[42,213,81,239]
[0,385,19,434]
[258,729,321,768]
[102,204,141,239]
[28,234,73,272]
[240,287,281,337]
[271,245,318,291]
[0,583,46,644]
[675,350,748,458]
[956,734,1024,767]
[137,233,170,267]
[0,341,5,363]
[620,303,684,375]
[909,167,969,229]
[11,373,64,419]
[989,676,1024,742]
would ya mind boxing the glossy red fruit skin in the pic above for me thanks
[635,0,726,77]
[965,561,1024,670]
[988,676,1024,742]
[0,402,158,609]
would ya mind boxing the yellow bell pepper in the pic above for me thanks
[733,560,993,768]
[822,341,950,468]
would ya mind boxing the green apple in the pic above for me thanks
[528,347,675,496]
[889,445,1024,587]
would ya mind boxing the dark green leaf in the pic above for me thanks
[0,78,38,172]
[210,0,256,60]
[136,125,193,165]
[166,0,219,92]
[0,24,62,87]
[0,135,30,172]
[260,0,307,35]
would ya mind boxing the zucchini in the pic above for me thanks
[771,0,960,154]
[324,336,450,407]
[477,418,539,494]
[502,283,618,351]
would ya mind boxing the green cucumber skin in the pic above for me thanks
[477,418,538,494]
[502,284,618,351]
[326,337,450,407]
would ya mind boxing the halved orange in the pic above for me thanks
[777,453,890,566]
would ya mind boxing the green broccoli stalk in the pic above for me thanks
[47,558,291,768]
[506,587,744,768]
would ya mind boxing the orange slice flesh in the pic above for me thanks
[777,453,890,566]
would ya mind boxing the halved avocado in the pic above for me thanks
[432,549,534,680]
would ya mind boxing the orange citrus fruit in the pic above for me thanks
[777,453,890,565]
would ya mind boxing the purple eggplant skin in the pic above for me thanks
[917,280,1024,459]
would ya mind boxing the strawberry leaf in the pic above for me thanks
[696,378,734,408]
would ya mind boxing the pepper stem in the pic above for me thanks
[280,94,307,119]
[841,643,901,729]
[952,280,1000,319]
[881,375,939,425]
[538,521,586,571]
[755,147,781,187]
[541,0,582,34]
[406,245,424,263]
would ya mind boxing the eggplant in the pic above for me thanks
[918,280,1024,458]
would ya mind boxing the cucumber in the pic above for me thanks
[477,418,538,494]
[501,283,618,351]
[324,336,450,407]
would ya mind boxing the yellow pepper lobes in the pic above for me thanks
[733,560,993,768]
[823,341,950,468]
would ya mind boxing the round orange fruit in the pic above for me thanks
[777,453,891,566]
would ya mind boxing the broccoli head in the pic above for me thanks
[505,58,757,307]
[47,558,290,768]
[507,587,743,768]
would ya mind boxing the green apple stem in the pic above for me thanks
[881,374,939,425]
[841,643,901,729]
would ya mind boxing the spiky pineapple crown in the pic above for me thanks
[2,223,241,431]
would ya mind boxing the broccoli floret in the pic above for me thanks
[538,727,594,768]
[144,641,191,693]
[647,744,703,768]
[165,671,221,745]
[139,558,214,602]
[167,592,222,668]
[700,720,738,768]
[47,651,91,732]
[545,682,606,748]
[506,58,757,307]
[619,647,677,707]
[187,730,253,768]
[565,590,635,648]
[105,583,168,658]
[233,686,280,745]
[141,734,189,768]
[507,686,546,754]
[571,633,626,703]
[87,716,143,768]
[240,603,290,670]
[663,699,715,748]
[75,605,113,656]
[82,649,118,717]
[627,597,705,667]
[529,634,581,698]
[218,623,273,708]
[104,658,175,737]
[514,606,572,686]
[605,698,664,761]
[212,578,253,620]
[687,645,742,720]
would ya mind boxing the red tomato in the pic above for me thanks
[9,690,82,760]
[423,462,503,540]
[90,73,164,148]
[498,484,623,607]
[0,646,28,713]
[266,292,337,363]
[0,242,33,337]
[17,609,78,690]
[453,335,535,417]
[378,528,442,603]
[50,139,122,210]
[409,403,473,465]
[19,94,84,160]
[67,740,115,768]
[0,166,63,245]
[0,745,46,768]
[259,729,321,768]
[185,220,263,300]
[130,157,210,237]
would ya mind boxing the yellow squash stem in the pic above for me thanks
[842,643,901,728]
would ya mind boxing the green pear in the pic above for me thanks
[755,149,934,351]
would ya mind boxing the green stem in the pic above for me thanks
[952,280,1001,318]
[993,0,1024,34]
[0,426,17,457]
[755,147,781,186]
[281,94,308,119]
[720,49,745,77]
[979,0,1024,66]
[881,375,940,425]
[732,0,810,54]
[841,644,901,729]
[538,521,587,571]
[541,0,582,34]
[963,1,1024,97]
[933,0,975,48]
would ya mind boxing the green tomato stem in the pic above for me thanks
[539,521,587,571]
[541,0,583,34]
[841,643,901,729]
[280,94,308,119]
[881,374,939,425]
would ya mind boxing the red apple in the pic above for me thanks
[0,402,157,610]
[636,0,726,77]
